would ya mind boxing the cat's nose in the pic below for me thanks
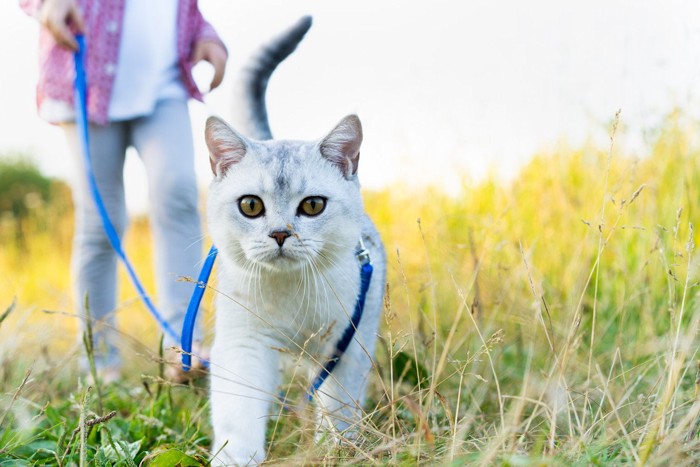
[269,229,292,247]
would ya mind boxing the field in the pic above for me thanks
[1,113,700,465]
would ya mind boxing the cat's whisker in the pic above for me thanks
[307,255,334,327]
[252,262,264,312]
[304,257,328,327]
[311,254,352,313]
[288,264,309,341]
[307,258,321,329]
[245,262,256,310]
[301,262,316,329]
[190,238,222,269]
[209,285,330,373]
[316,250,357,282]
[287,265,306,326]
[186,232,209,250]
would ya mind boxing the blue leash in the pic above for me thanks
[73,35,180,343]
[181,245,217,370]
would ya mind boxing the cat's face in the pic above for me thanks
[205,116,365,273]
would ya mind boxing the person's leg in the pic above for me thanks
[63,121,130,371]
[131,99,203,346]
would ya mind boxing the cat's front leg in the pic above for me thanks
[209,334,280,466]
[314,270,383,442]
[314,336,376,442]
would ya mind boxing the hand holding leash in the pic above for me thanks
[40,0,84,51]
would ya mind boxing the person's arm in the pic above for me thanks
[190,9,228,91]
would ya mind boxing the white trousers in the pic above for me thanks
[63,99,203,368]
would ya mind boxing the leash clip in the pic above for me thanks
[355,238,371,266]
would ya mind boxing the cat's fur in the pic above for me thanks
[204,17,386,465]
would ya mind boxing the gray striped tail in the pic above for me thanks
[234,16,313,140]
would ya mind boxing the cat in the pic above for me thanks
[204,16,386,465]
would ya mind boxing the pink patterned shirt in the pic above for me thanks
[20,0,226,125]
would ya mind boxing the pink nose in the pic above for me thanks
[269,229,291,247]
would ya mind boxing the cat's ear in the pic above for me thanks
[205,116,248,178]
[319,114,363,179]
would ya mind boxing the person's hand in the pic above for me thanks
[191,41,228,91]
[39,0,85,51]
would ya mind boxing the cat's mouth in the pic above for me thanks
[253,247,307,270]
[237,238,319,271]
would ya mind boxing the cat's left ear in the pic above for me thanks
[319,114,362,179]
[205,116,248,178]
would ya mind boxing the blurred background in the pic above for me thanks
[1,0,699,359]
[2,1,700,211]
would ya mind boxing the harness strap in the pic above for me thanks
[308,253,373,400]
[73,35,180,343]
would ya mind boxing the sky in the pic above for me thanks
[2,1,700,213]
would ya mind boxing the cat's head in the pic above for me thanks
[205,115,365,273]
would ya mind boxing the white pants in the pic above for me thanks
[63,99,203,368]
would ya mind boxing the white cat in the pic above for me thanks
[204,17,386,465]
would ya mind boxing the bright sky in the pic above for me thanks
[2,1,700,212]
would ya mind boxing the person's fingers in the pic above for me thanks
[191,42,227,91]
[209,55,226,90]
[49,20,78,50]
[67,6,85,33]
[205,44,227,90]
[40,1,83,51]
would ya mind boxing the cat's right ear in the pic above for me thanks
[319,114,363,180]
[205,116,248,178]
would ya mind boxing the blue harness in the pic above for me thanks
[74,36,373,398]
[179,241,374,400]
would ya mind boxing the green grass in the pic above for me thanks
[1,112,700,465]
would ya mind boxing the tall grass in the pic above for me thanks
[1,113,699,464]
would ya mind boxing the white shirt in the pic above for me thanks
[108,0,186,121]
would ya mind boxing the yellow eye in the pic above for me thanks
[299,197,326,216]
[238,195,265,218]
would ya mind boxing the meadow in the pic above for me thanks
[1,112,700,465]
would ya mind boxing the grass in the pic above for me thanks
[1,111,700,465]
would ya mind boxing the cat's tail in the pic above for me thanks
[234,16,313,140]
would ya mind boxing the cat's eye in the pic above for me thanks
[298,197,327,217]
[238,195,265,218]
